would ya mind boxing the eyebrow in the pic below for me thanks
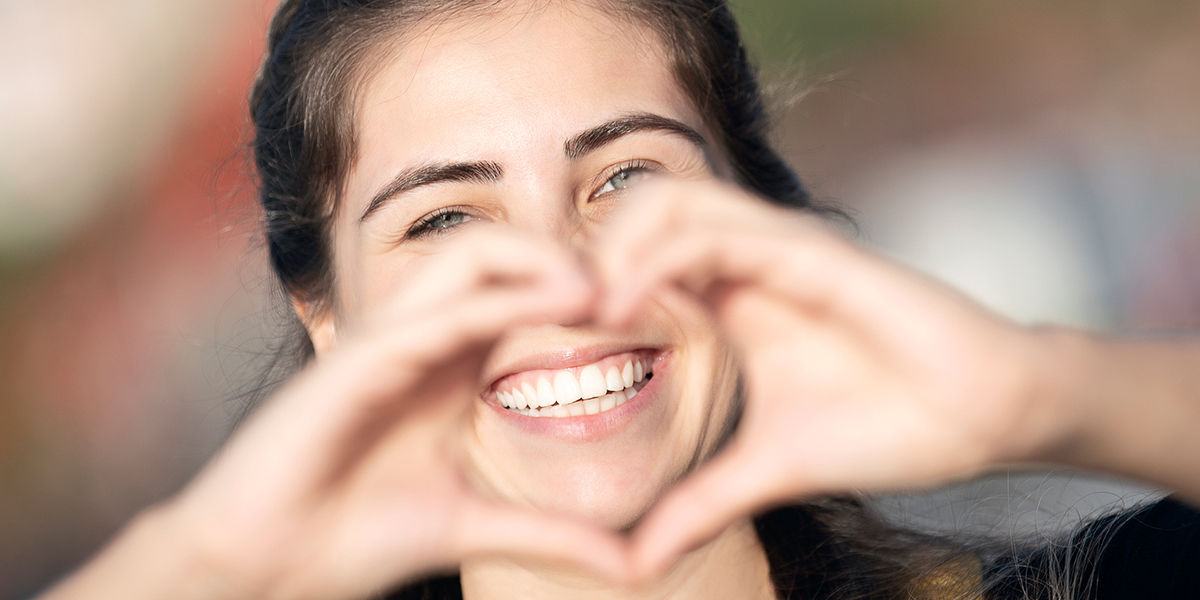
[359,113,706,223]
[360,161,503,222]
[564,113,707,160]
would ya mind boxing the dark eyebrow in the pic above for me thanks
[359,160,503,223]
[564,113,707,160]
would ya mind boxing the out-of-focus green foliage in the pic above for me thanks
[729,0,1192,73]
[730,0,945,69]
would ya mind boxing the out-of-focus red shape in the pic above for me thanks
[16,1,279,449]
[1,2,279,598]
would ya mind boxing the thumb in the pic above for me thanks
[453,500,632,584]
[630,441,785,581]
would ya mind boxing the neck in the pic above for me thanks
[461,518,774,600]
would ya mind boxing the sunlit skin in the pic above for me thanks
[305,3,772,599]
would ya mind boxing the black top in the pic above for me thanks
[991,497,1200,600]
[389,498,1200,600]
[1084,497,1200,599]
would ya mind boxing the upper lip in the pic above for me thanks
[480,340,664,391]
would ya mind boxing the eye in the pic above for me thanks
[405,207,475,240]
[592,161,655,199]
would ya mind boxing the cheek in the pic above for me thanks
[334,239,443,321]
[328,220,376,318]
[656,292,742,462]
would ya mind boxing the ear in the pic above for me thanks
[291,295,337,357]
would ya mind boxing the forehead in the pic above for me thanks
[347,2,697,201]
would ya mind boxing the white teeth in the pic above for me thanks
[519,382,536,410]
[536,378,555,408]
[505,384,646,417]
[579,365,607,399]
[605,366,624,391]
[599,394,617,412]
[583,397,600,415]
[554,371,582,404]
[499,354,655,417]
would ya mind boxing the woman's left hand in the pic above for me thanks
[593,180,1064,578]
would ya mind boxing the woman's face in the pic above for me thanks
[323,2,740,528]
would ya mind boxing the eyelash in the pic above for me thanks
[590,160,658,200]
[402,161,661,240]
[404,205,476,240]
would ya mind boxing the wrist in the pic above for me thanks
[1043,333,1200,496]
[990,325,1095,467]
[1017,328,1172,479]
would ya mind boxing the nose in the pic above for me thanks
[500,178,595,254]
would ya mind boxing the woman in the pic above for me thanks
[41,1,1200,599]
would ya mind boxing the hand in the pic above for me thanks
[126,229,626,600]
[594,180,1057,578]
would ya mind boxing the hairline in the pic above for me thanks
[336,0,724,217]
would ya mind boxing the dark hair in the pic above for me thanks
[249,2,1118,599]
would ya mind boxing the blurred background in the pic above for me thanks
[1,0,1197,596]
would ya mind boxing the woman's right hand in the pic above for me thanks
[44,229,628,600]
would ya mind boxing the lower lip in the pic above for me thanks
[491,350,670,441]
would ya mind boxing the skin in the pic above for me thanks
[37,2,1200,600]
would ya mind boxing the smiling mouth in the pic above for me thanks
[491,350,655,418]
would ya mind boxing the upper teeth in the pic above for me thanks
[494,355,652,418]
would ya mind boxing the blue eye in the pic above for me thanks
[595,163,651,197]
[426,211,466,229]
[406,208,472,239]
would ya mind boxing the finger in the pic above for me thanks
[594,177,804,276]
[629,442,787,581]
[338,261,595,401]
[372,227,592,329]
[333,281,594,416]
[599,226,842,325]
[593,178,689,274]
[593,181,859,325]
[239,283,594,478]
[592,180,734,302]
[455,501,631,584]
[379,282,595,374]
